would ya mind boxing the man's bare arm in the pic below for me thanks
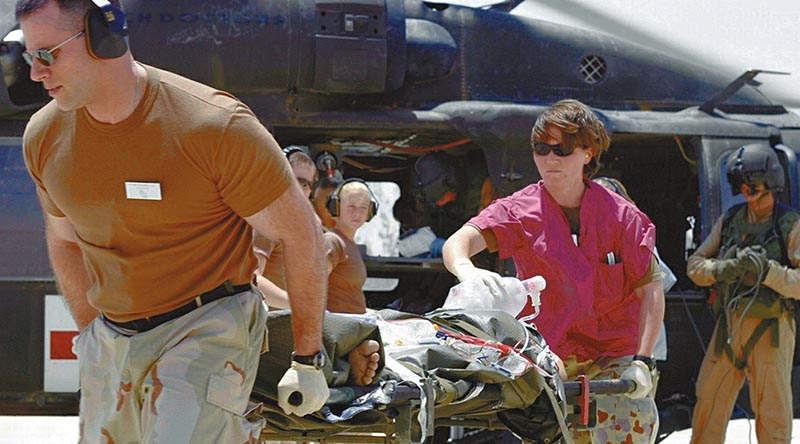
[633,279,665,357]
[245,182,326,356]
[254,274,291,309]
[44,213,96,330]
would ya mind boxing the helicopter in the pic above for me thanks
[1,0,799,439]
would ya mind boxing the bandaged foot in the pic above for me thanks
[348,339,381,385]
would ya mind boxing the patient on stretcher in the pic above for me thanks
[252,307,568,444]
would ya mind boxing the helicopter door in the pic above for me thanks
[313,0,389,93]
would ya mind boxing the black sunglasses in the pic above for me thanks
[22,30,85,67]
[532,141,576,157]
[744,183,766,196]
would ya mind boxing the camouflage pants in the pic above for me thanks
[76,290,268,444]
[564,355,658,444]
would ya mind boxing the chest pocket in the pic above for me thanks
[593,261,626,317]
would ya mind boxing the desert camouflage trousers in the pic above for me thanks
[76,289,268,444]
[564,355,658,444]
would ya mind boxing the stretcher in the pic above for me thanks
[250,309,635,444]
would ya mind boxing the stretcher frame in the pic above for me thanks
[252,309,636,444]
[256,379,634,444]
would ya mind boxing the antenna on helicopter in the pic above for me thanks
[699,69,790,115]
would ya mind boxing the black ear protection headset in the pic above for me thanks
[84,0,128,60]
[326,178,379,222]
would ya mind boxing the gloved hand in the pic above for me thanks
[620,360,653,399]
[712,258,743,283]
[737,245,770,285]
[277,361,330,416]
[429,237,446,257]
[451,258,507,297]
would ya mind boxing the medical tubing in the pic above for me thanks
[435,324,535,367]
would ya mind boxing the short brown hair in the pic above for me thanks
[16,0,94,18]
[286,149,318,181]
[16,0,98,30]
[531,99,610,178]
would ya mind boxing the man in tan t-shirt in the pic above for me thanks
[17,1,327,442]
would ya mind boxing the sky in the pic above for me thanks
[513,0,800,109]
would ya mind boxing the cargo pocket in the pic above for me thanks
[207,373,249,416]
[207,373,266,439]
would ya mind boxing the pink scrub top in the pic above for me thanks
[469,180,655,361]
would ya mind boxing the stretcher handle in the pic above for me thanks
[324,385,419,406]
[563,378,636,398]
[288,385,411,408]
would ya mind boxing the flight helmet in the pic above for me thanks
[725,143,785,195]
[411,152,457,207]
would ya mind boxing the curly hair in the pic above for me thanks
[531,99,611,178]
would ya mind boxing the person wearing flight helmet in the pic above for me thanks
[688,143,800,444]
[396,151,487,257]
[390,151,494,314]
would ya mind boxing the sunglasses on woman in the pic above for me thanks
[532,141,576,157]
[22,30,85,67]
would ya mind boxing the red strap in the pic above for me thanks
[578,375,590,426]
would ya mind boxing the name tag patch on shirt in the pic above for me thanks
[125,182,162,200]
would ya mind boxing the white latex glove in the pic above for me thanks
[620,360,653,399]
[277,361,330,416]
[451,258,507,297]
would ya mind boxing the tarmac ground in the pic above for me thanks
[1,417,799,444]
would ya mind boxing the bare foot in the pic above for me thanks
[348,339,381,385]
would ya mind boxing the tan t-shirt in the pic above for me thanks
[324,228,367,314]
[23,64,293,321]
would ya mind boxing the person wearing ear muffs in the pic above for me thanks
[323,178,378,314]
[16,0,330,441]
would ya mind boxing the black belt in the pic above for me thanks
[104,280,252,333]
